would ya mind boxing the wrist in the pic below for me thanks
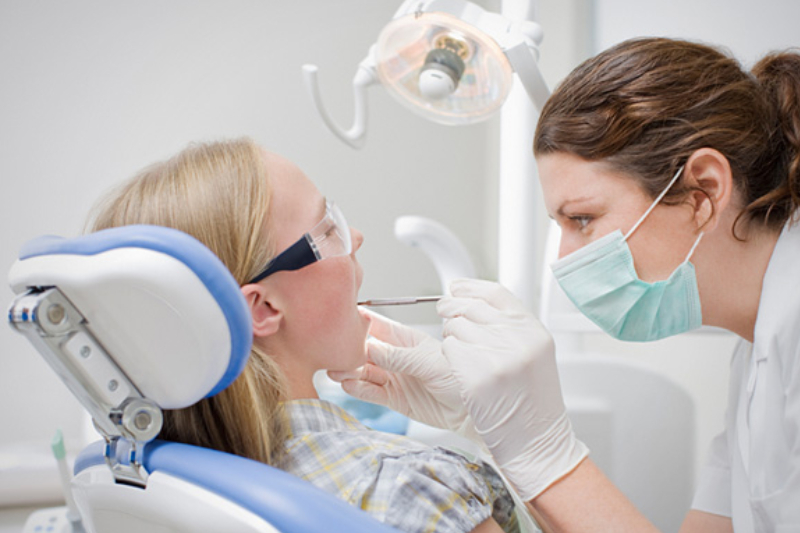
[454,417,482,443]
[492,416,589,501]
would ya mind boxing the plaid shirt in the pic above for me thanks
[275,399,520,533]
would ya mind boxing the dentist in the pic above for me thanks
[331,38,800,533]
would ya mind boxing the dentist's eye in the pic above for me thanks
[569,215,593,230]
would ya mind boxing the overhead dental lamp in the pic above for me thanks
[303,0,550,148]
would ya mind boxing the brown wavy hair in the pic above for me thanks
[534,37,800,236]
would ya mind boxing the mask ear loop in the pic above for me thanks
[683,232,704,263]
[624,166,685,241]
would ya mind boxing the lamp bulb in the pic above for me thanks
[418,48,465,100]
[419,69,457,99]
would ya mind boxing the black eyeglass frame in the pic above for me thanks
[245,201,350,285]
[246,235,320,284]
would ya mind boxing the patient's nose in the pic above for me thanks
[351,228,364,253]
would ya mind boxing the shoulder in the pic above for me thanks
[283,432,515,532]
[755,223,800,373]
[278,400,518,532]
[363,447,515,533]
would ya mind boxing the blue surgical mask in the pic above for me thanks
[551,167,703,342]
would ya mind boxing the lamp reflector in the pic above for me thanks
[375,11,513,125]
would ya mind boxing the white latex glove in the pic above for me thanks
[438,279,589,501]
[328,309,475,436]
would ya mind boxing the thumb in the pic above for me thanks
[440,335,500,395]
[367,337,431,378]
[339,378,389,407]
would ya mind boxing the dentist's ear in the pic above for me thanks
[240,283,282,337]
[684,148,734,232]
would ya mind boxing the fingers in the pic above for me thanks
[364,308,428,346]
[365,337,437,377]
[327,361,389,387]
[441,315,521,349]
[327,362,390,406]
[441,315,489,345]
[327,362,397,409]
[447,278,527,313]
[326,369,360,382]
[442,311,553,353]
[440,335,499,395]
[339,379,389,406]
[439,281,553,351]
[365,311,403,345]
[437,294,508,325]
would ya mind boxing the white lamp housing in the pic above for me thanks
[302,0,550,148]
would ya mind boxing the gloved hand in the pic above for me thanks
[438,279,589,501]
[328,308,475,436]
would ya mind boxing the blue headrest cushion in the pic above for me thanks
[18,225,251,398]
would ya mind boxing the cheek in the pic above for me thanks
[287,261,369,369]
[558,230,584,258]
[627,208,694,282]
[558,218,621,259]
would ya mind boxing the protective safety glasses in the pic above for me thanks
[247,201,352,284]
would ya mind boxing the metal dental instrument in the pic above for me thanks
[358,296,443,306]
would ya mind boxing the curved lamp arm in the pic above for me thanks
[394,215,477,295]
[302,60,378,150]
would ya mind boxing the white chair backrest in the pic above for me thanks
[8,225,252,410]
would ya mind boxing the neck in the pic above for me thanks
[252,338,320,400]
[696,221,780,342]
[277,354,319,400]
[285,371,320,400]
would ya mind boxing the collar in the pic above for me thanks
[281,398,365,438]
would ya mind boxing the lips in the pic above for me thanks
[355,261,364,292]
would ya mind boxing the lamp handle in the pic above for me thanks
[301,61,377,149]
[504,39,551,112]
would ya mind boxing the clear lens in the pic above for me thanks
[308,202,352,260]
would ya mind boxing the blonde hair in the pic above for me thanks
[87,137,289,464]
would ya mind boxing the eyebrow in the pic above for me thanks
[555,196,596,217]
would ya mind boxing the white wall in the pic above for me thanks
[595,0,800,67]
[0,0,497,482]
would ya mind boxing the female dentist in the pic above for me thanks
[331,38,800,532]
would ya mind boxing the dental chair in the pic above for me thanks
[7,224,401,533]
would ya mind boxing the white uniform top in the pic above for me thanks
[692,221,800,532]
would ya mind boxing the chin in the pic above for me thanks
[352,341,369,368]
[358,313,371,338]
[329,354,367,374]
[329,338,368,373]
[331,318,370,370]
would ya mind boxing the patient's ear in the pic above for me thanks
[240,284,282,337]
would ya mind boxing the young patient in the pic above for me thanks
[87,137,522,533]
